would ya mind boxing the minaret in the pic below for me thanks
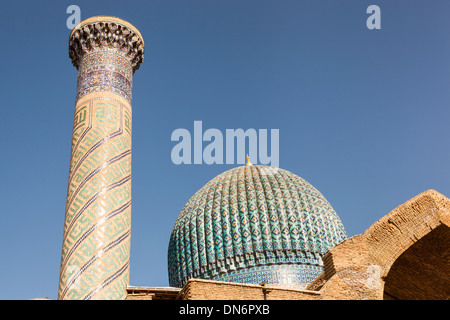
[58,16,144,300]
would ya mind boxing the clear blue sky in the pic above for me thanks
[0,0,448,300]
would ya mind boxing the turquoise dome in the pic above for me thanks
[168,165,347,288]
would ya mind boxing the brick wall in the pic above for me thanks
[178,279,320,300]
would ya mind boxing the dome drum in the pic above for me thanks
[172,248,323,283]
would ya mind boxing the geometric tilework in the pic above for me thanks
[59,16,144,300]
[58,96,132,300]
[76,50,133,103]
[212,264,324,288]
[168,165,347,288]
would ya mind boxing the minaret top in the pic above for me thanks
[68,16,145,73]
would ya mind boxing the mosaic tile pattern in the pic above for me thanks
[58,17,143,300]
[168,165,347,288]
[76,50,133,103]
[213,264,324,288]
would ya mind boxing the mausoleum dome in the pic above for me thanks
[168,164,347,288]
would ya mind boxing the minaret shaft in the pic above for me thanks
[58,16,144,300]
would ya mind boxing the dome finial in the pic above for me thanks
[246,154,253,166]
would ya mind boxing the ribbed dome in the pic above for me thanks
[168,165,347,288]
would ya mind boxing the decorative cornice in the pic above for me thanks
[69,17,144,73]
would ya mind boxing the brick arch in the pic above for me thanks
[382,223,450,299]
[309,190,450,300]
[363,190,450,279]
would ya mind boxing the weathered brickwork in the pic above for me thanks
[383,224,449,299]
[309,189,450,300]
[126,287,180,300]
[176,279,320,300]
